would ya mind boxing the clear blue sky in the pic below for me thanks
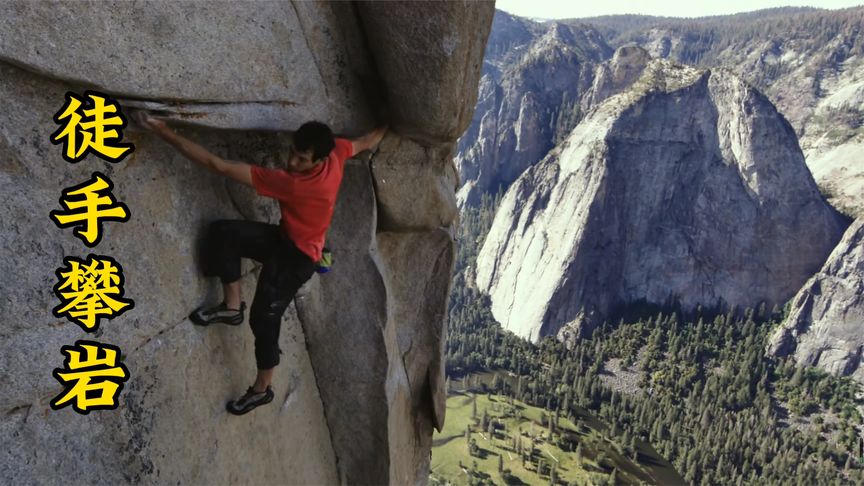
[495,0,863,19]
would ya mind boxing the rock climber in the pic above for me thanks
[136,113,387,415]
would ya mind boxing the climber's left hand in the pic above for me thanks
[131,111,167,132]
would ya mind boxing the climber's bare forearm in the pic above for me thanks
[154,126,252,186]
[154,126,220,171]
[351,125,388,156]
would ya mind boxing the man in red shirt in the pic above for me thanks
[138,114,386,414]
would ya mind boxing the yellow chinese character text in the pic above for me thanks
[50,172,130,247]
[53,254,134,331]
[51,340,129,414]
[51,91,134,163]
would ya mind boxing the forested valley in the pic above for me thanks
[440,195,864,485]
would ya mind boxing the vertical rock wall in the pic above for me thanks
[297,3,493,483]
[0,1,493,483]
[768,219,864,383]
[476,63,848,342]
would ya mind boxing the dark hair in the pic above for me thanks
[293,121,335,161]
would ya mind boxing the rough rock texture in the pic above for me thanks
[0,1,377,133]
[768,219,864,383]
[357,1,492,143]
[377,229,454,484]
[371,136,459,231]
[583,45,652,108]
[475,60,849,342]
[0,61,339,485]
[790,55,864,216]
[804,126,864,219]
[1,1,493,483]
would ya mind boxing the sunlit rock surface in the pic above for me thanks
[476,60,848,342]
[768,219,864,384]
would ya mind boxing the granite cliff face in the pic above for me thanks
[454,14,612,206]
[767,220,864,382]
[631,7,864,216]
[475,58,848,342]
[580,7,864,217]
[460,8,864,217]
[0,1,493,484]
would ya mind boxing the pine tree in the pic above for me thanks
[791,366,805,387]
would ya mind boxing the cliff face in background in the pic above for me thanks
[459,8,863,384]
[475,56,848,342]
[455,14,612,206]
[459,8,864,217]
[768,219,864,382]
[588,7,864,217]
[0,1,494,484]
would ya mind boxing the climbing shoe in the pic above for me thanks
[188,301,246,326]
[226,386,274,415]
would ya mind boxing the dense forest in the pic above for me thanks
[446,196,864,485]
[575,7,864,63]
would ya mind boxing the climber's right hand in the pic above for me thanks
[350,125,388,157]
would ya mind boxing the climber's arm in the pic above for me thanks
[141,115,253,187]
[350,125,388,157]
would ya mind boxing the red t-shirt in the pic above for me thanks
[250,137,353,262]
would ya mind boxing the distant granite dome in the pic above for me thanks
[475,57,848,343]
[768,219,864,383]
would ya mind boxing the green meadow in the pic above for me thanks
[430,377,683,486]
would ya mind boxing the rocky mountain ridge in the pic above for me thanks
[768,219,864,381]
[475,54,848,342]
[463,7,864,386]
[455,17,612,206]
[459,7,864,216]
[586,7,864,217]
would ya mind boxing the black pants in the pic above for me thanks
[203,220,316,369]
